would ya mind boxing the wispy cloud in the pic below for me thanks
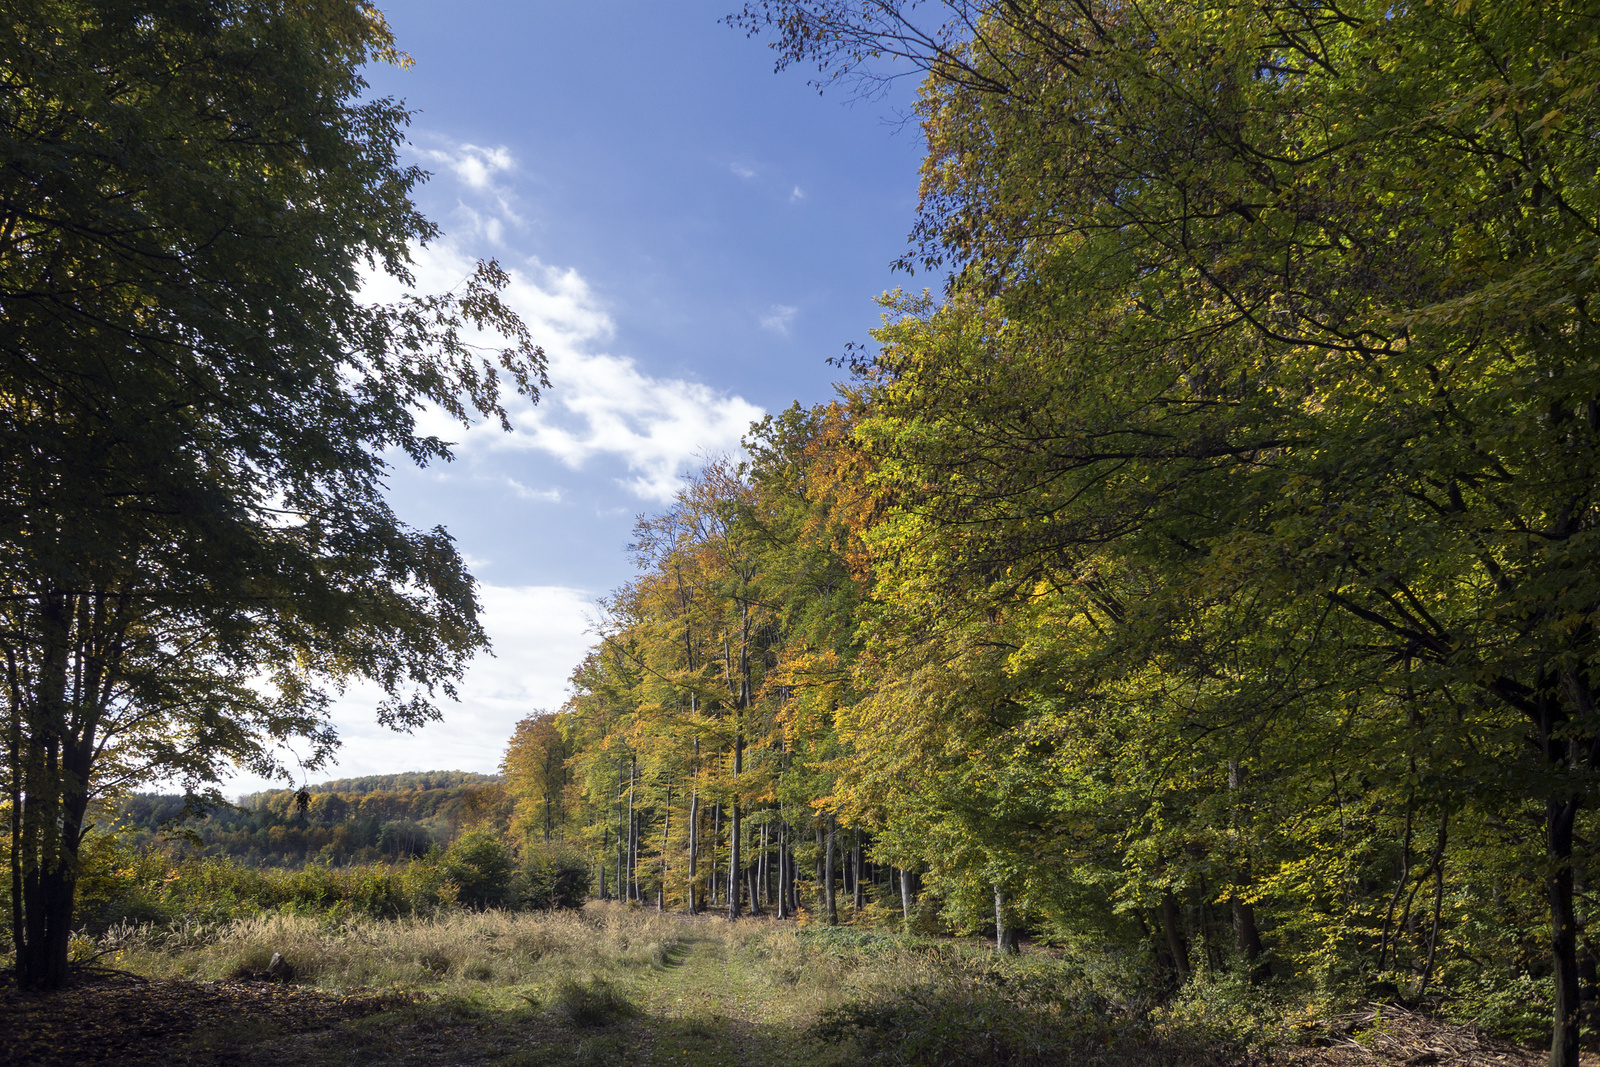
[424,142,515,190]
[760,304,798,335]
[506,479,561,503]
[730,162,757,179]
[790,185,805,202]
[364,143,764,503]
[418,139,523,244]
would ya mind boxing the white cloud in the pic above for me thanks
[730,162,757,179]
[506,478,561,503]
[422,142,515,191]
[417,140,524,244]
[790,185,806,201]
[363,143,764,503]
[760,304,798,335]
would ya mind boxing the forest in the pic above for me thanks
[496,0,1600,1061]
[4,0,1599,1065]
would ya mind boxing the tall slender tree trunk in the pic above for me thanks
[710,802,720,906]
[616,755,627,904]
[727,603,750,920]
[727,798,742,917]
[758,822,769,911]
[815,824,827,916]
[659,781,671,911]
[627,756,638,901]
[900,866,914,926]
[853,831,864,913]
[687,782,699,914]
[777,823,788,919]
[825,813,838,926]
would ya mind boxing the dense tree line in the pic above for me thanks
[495,1,1600,1061]
[106,773,509,866]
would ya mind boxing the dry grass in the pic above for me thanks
[99,901,686,992]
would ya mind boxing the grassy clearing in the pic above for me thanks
[11,903,1562,1066]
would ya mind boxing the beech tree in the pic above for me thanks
[0,0,544,989]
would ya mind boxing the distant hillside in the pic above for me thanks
[250,770,503,801]
[106,771,510,867]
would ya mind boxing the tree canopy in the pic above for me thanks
[1,0,544,989]
[490,2,1600,1062]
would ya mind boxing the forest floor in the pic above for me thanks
[1,905,1587,1066]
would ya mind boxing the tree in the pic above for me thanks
[738,2,1600,1060]
[0,0,545,989]
[503,712,572,845]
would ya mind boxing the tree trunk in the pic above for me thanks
[776,823,788,919]
[825,813,838,926]
[686,785,699,914]
[710,802,720,906]
[1162,889,1191,980]
[1226,759,1268,979]
[1550,795,1582,1067]
[15,610,93,990]
[1231,897,1264,971]
[727,798,742,919]
[758,822,768,912]
[815,824,827,916]
[853,831,864,913]
[728,605,748,920]
[900,866,914,926]
[659,781,671,912]
[995,885,1019,955]
[627,756,638,901]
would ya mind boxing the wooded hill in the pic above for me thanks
[108,773,509,867]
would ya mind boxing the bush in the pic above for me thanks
[548,976,637,1027]
[1444,971,1552,1045]
[521,846,590,909]
[72,838,450,930]
[442,831,515,908]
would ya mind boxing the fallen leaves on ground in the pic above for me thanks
[0,972,421,1065]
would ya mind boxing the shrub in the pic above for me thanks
[521,845,590,909]
[548,976,637,1027]
[442,831,515,908]
[1444,971,1552,1045]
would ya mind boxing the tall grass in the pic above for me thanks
[98,902,685,991]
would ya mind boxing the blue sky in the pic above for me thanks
[229,2,926,793]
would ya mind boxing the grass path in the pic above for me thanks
[625,922,828,1067]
